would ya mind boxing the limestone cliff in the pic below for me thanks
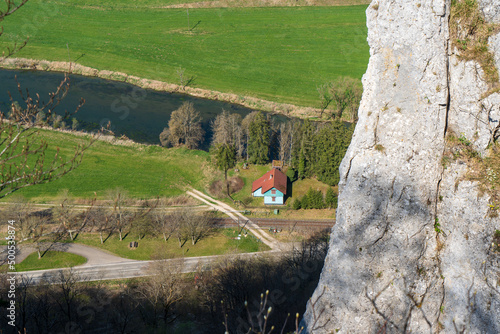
[302,1,500,333]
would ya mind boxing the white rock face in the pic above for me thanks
[479,0,500,23]
[302,1,500,333]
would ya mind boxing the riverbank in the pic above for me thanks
[161,0,371,8]
[0,58,321,119]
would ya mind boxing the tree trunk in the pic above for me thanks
[100,232,103,244]
[163,232,167,242]
[69,230,73,240]
[119,229,123,241]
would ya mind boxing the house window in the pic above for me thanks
[271,189,276,195]
[272,197,276,202]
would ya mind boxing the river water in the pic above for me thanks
[0,69,275,148]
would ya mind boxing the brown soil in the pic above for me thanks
[161,0,370,9]
[209,176,244,197]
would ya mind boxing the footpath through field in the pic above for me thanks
[186,189,282,250]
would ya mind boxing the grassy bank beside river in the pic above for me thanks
[3,129,211,201]
[0,1,369,109]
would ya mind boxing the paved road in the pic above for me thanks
[11,251,270,284]
[1,242,134,265]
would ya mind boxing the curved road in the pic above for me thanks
[2,242,134,265]
[5,191,292,284]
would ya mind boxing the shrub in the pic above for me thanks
[292,198,301,210]
[286,168,297,182]
[296,188,325,210]
[325,187,338,209]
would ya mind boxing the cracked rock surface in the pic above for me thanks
[302,1,499,333]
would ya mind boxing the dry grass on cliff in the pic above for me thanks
[444,133,500,217]
[450,0,500,91]
[450,0,500,89]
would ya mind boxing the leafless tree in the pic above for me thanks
[89,207,112,244]
[107,188,133,241]
[317,83,334,119]
[0,76,91,198]
[50,269,87,328]
[211,110,242,147]
[183,210,215,246]
[165,101,204,149]
[327,76,362,121]
[52,190,79,240]
[29,214,59,259]
[150,199,180,242]
[107,289,140,334]
[0,1,95,200]
[5,194,34,240]
[278,122,292,163]
[0,0,29,60]
[137,259,185,327]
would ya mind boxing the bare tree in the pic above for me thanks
[150,199,180,242]
[52,190,79,240]
[327,76,362,121]
[108,289,139,334]
[0,0,29,60]
[278,122,292,164]
[165,101,204,149]
[92,207,112,244]
[183,211,215,246]
[0,1,95,200]
[317,82,334,118]
[50,269,86,328]
[211,110,242,147]
[107,188,133,241]
[6,194,34,240]
[0,76,90,198]
[137,259,185,327]
[30,214,57,259]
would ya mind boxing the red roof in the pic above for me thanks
[252,168,287,195]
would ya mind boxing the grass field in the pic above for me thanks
[64,228,269,260]
[14,251,87,271]
[4,130,211,201]
[0,1,369,106]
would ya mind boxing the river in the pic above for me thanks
[0,69,280,149]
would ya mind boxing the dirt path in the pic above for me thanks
[186,189,283,250]
[161,0,371,9]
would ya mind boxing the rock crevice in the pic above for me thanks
[303,1,500,332]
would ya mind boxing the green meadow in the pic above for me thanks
[7,130,210,201]
[14,251,87,271]
[0,0,369,106]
